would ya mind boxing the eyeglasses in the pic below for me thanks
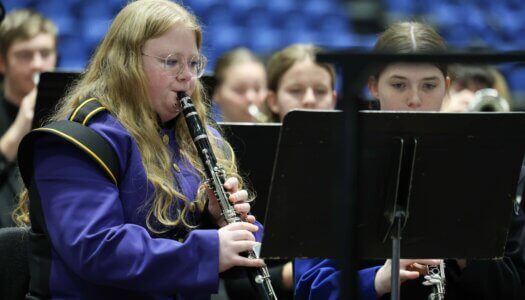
[142,52,207,78]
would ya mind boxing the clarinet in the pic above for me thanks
[423,261,446,300]
[177,92,278,300]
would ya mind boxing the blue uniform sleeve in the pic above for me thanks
[294,258,380,300]
[34,135,220,295]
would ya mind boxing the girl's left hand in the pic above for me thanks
[207,177,256,227]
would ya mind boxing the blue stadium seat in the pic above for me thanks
[78,0,116,19]
[206,24,245,54]
[463,4,486,33]
[243,8,275,29]
[441,27,473,49]
[50,16,77,37]
[202,3,235,28]
[283,28,317,45]
[383,0,416,14]
[267,0,296,15]
[227,0,259,13]
[107,0,127,11]
[185,0,220,19]
[231,2,272,28]
[58,36,90,70]
[414,0,436,14]
[317,31,358,49]
[34,1,73,19]
[431,3,462,29]
[316,12,351,36]
[246,27,282,54]
[507,0,524,9]
[499,11,523,38]
[302,0,339,19]
[3,0,33,11]
[81,18,111,50]
[281,9,313,32]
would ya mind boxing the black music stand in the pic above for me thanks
[260,109,344,259]
[218,122,281,221]
[33,71,80,128]
[260,109,525,299]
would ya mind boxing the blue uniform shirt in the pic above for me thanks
[32,112,262,299]
[294,258,380,300]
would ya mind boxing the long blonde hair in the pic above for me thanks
[15,0,243,232]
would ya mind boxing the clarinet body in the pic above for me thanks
[423,261,446,300]
[177,92,278,300]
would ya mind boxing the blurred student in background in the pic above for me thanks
[0,9,57,227]
[212,47,269,122]
[441,64,511,112]
[266,44,337,122]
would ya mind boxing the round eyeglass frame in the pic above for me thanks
[142,52,207,78]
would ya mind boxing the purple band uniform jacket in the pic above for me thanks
[32,112,262,299]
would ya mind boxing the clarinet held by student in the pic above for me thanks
[177,91,278,300]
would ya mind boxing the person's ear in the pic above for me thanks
[266,90,280,114]
[367,76,379,99]
[445,76,451,90]
[331,90,337,109]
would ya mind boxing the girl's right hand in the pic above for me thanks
[374,259,442,297]
[217,222,264,273]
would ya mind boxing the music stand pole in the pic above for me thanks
[391,211,406,300]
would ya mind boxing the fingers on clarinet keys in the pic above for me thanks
[422,275,442,286]
[229,189,248,204]
[223,177,239,192]
[422,266,445,286]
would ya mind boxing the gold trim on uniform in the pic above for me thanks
[34,127,118,185]
[172,163,180,173]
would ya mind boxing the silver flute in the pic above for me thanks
[423,261,446,300]
[177,92,277,300]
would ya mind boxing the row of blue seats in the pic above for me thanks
[4,0,348,26]
[57,28,372,70]
[385,0,525,44]
[385,0,525,14]
[4,0,525,92]
[46,10,351,39]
